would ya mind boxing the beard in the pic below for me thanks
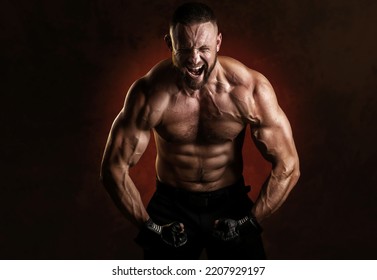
[174,56,217,90]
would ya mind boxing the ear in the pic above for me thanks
[216,33,222,52]
[164,34,173,51]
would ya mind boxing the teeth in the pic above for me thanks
[188,66,202,71]
[187,65,203,76]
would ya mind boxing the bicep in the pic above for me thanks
[249,77,298,165]
[102,81,153,170]
[251,109,297,165]
[104,111,151,169]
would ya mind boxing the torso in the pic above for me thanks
[144,56,257,191]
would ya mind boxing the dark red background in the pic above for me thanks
[1,0,377,259]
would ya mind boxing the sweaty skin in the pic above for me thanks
[101,21,300,228]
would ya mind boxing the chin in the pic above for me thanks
[184,76,206,90]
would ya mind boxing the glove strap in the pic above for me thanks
[238,215,262,231]
[237,216,250,226]
[145,218,162,235]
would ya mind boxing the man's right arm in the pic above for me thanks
[100,79,151,228]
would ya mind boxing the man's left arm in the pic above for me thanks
[249,75,300,222]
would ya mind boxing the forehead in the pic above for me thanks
[171,22,218,46]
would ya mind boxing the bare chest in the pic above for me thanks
[155,92,245,144]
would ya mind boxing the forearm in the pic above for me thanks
[101,165,149,228]
[251,161,300,222]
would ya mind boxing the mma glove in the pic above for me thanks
[145,218,188,248]
[213,215,262,242]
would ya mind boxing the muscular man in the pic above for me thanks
[101,2,300,260]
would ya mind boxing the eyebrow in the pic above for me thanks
[178,45,210,50]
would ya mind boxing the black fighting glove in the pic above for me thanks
[212,215,262,242]
[145,218,188,248]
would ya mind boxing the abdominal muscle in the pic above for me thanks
[155,138,244,192]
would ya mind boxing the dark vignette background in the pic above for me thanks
[1,0,377,259]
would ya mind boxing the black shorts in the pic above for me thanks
[135,177,266,260]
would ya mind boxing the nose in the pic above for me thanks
[188,48,200,65]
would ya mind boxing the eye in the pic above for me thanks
[176,48,190,55]
[200,47,210,52]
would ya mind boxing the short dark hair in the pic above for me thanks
[170,2,217,30]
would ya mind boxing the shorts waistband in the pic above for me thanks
[155,177,251,209]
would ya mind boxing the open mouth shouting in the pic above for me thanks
[186,65,205,78]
